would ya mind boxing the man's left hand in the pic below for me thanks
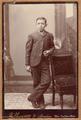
[43,50,50,57]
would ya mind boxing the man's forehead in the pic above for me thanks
[36,19,46,23]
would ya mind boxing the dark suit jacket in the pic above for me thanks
[25,31,54,67]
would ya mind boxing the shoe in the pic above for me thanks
[37,100,45,109]
[27,95,31,101]
[28,96,40,108]
[31,101,40,108]
[39,103,45,109]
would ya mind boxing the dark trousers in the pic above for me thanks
[30,57,51,103]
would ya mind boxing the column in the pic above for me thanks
[4,4,15,80]
[54,4,68,56]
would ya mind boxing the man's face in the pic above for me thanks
[36,19,47,32]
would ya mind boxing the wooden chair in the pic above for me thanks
[50,55,77,109]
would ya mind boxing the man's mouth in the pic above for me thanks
[40,28,43,32]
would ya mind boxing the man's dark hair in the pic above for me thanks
[36,17,47,24]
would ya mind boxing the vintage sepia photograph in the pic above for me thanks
[2,2,78,118]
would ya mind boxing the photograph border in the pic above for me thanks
[0,0,79,119]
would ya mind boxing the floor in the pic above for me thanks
[4,93,76,109]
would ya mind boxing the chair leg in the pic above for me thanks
[52,78,55,106]
[74,94,76,106]
[60,94,63,109]
[52,89,55,106]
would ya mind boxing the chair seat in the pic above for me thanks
[54,75,76,86]
[54,75,76,94]
[59,86,76,94]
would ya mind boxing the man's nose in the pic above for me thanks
[40,24,42,27]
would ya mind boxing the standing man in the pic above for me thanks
[25,17,55,109]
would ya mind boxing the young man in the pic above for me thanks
[25,17,55,109]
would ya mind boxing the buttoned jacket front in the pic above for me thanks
[25,31,54,67]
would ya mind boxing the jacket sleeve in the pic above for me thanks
[25,35,33,66]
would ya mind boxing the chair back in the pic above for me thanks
[53,55,74,76]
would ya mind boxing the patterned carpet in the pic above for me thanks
[4,93,76,109]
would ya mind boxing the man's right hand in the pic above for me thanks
[25,65,31,72]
